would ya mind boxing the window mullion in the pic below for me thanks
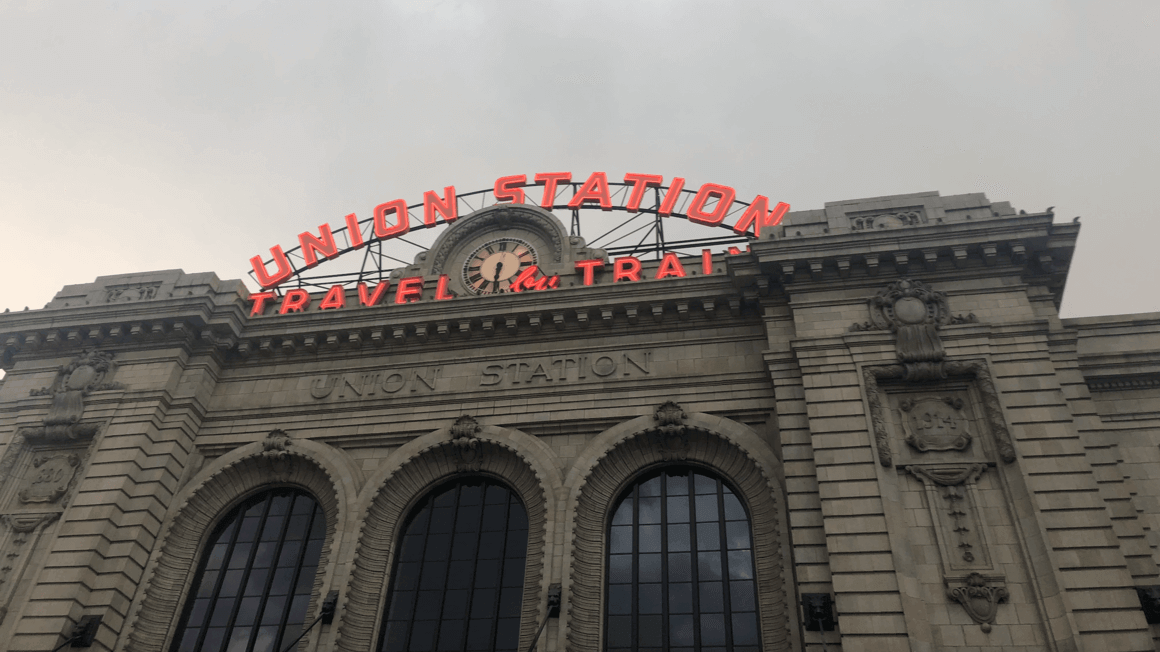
[487,490,513,650]
[718,480,735,652]
[190,506,242,652]
[401,498,435,652]
[659,473,670,651]
[631,484,639,652]
[461,488,485,652]
[689,473,701,652]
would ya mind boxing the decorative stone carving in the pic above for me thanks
[865,361,1015,467]
[20,350,121,442]
[428,205,566,275]
[900,396,972,453]
[906,464,1008,631]
[0,512,60,626]
[849,209,926,231]
[868,279,951,380]
[944,361,1016,464]
[448,415,483,472]
[17,454,80,504]
[105,283,160,303]
[650,401,690,461]
[946,572,1009,632]
[261,430,292,460]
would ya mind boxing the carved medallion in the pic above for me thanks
[900,396,972,453]
[17,454,80,504]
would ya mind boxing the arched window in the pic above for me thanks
[378,478,528,652]
[171,488,326,652]
[606,467,761,652]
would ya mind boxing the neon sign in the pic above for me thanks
[246,172,789,316]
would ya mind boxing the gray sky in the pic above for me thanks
[1,1,1156,318]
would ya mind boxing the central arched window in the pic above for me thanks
[606,467,761,652]
[378,478,528,652]
[171,488,326,652]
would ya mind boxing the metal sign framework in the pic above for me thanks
[250,181,758,293]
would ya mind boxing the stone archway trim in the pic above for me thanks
[335,430,554,652]
[565,412,791,652]
[122,437,353,652]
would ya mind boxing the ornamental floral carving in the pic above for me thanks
[946,572,1009,632]
[650,401,690,461]
[900,396,972,453]
[261,430,293,460]
[448,415,483,472]
[20,349,121,442]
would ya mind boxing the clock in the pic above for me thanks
[462,238,539,294]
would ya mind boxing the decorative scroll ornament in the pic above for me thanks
[261,430,293,459]
[650,401,690,461]
[946,572,1008,632]
[20,350,121,442]
[17,454,81,504]
[900,396,972,453]
[859,279,952,381]
[448,415,483,472]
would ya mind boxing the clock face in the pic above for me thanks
[462,238,539,294]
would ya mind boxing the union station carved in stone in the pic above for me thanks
[2,190,1160,652]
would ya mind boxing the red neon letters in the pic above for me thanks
[613,257,642,283]
[534,172,572,208]
[423,186,457,226]
[395,277,424,304]
[299,224,339,268]
[624,173,663,212]
[494,175,527,203]
[567,172,613,211]
[250,246,293,289]
[686,183,736,226]
[374,200,409,239]
[358,281,389,307]
[732,196,790,237]
[575,259,604,286]
[248,171,790,294]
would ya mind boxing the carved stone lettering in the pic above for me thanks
[17,454,80,504]
[900,396,972,453]
[105,283,160,303]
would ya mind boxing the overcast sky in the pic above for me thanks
[1,1,1156,319]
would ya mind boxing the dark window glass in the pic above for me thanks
[170,488,325,652]
[379,478,527,652]
[604,468,761,652]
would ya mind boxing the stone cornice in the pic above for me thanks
[743,213,1076,305]
[0,273,768,366]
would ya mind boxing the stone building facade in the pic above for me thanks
[1,190,1159,652]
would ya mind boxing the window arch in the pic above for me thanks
[378,477,529,652]
[170,488,326,652]
[606,467,761,652]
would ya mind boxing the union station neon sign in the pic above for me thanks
[248,171,789,316]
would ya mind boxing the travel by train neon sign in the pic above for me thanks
[247,171,790,316]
